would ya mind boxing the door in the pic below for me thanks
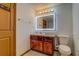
[0,3,16,56]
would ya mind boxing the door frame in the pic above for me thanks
[12,3,16,56]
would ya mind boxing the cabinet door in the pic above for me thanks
[31,40,38,50]
[37,40,43,52]
[43,37,54,55]
[30,35,43,52]
[30,35,38,50]
[37,36,43,52]
[44,42,53,55]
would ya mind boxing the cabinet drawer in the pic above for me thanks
[38,36,43,41]
[43,37,53,42]
[30,35,38,40]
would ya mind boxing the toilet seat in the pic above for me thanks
[58,45,71,55]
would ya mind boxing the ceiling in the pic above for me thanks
[29,3,61,10]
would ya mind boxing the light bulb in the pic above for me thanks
[39,11,42,14]
[50,9,54,11]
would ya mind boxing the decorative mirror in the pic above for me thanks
[35,12,56,31]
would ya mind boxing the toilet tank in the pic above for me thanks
[59,35,69,45]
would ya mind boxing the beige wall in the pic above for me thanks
[73,4,79,55]
[55,4,73,53]
[16,4,35,55]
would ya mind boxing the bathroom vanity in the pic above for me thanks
[30,34,55,55]
[30,9,56,55]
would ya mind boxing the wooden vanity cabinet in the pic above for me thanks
[30,35,55,55]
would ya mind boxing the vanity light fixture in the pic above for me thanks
[36,7,54,15]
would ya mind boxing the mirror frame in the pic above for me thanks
[35,12,56,31]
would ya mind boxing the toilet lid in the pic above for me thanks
[59,45,71,52]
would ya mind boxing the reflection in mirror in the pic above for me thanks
[35,12,56,31]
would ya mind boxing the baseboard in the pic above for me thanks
[20,49,31,56]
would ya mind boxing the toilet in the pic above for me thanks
[58,44,71,56]
[55,35,71,56]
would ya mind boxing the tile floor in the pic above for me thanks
[24,50,59,56]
